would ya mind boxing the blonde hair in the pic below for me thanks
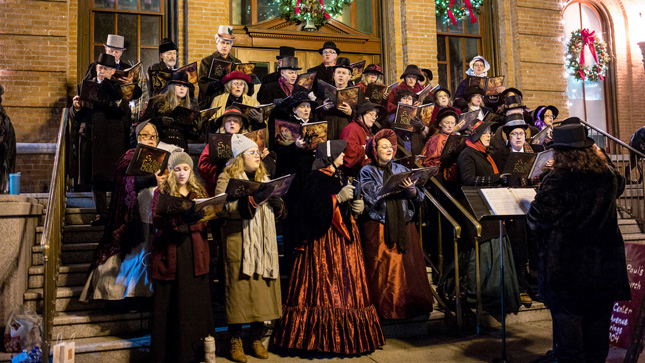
[157,84,191,114]
[224,80,249,95]
[224,153,268,182]
[160,167,208,198]
[360,72,384,86]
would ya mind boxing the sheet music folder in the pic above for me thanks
[461,186,536,221]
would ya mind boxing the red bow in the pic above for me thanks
[295,0,330,20]
[447,0,477,26]
[578,28,604,81]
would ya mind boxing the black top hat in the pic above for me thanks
[159,38,178,54]
[277,46,296,60]
[501,87,523,99]
[333,57,353,72]
[277,56,302,71]
[319,41,341,55]
[435,107,459,126]
[550,124,594,149]
[97,53,117,68]
[355,101,385,118]
[434,87,452,99]
[421,68,434,82]
[469,121,496,143]
[556,116,583,126]
[504,95,525,110]
[400,65,425,82]
[502,119,529,135]
[287,91,318,110]
[465,85,485,102]
[167,71,195,94]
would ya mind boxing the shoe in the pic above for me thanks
[90,215,106,226]
[229,336,247,363]
[251,339,269,359]
[520,292,533,308]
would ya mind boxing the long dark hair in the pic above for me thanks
[553,146,607,174]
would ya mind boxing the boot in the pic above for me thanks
[520,292,533,308]
[229,336,247,363]
[251,326,269,359]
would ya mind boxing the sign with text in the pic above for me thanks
[610,242,645,348]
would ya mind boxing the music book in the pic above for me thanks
[194,193,228,222]
[208,133,233,162]
[155,194,195,216]
[296,71,316,90]
[466,75,506,96]
[479,187,536,216]
[350,60,367,82]
[417,104,435,127]
[79,80,109,104]
[502,152,537,177]
[148,69,173,93]
[528,149,554,179]
[440,134,468,166]
[393,103,417,132]
[170,106,220,125]
[224,174,296,204]
[385,81,399,94]
[274,119,300,146]
[245,128,267,153]
[394,155,427,169]
[531,126,552,145]
[179,62,198,87]
[318,80,360,107]
[416,84,439,102]
[301,121,328,150]
[365,83,387,104]
[456,110,481,133]
[378,167,438,197]
[231,102,276,125]
[113,62,142,83]
[208,58,233,80]
[120,83,137,102]
[125,144,170,176]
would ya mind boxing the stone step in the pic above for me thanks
[31,242,97,266]
[52,310,151,339]
[28,263,90,289]
[64,207,99,225]
[619,220,642,234]
[23,286,106,313]
[623,233,645,242]
[36,224,104,245]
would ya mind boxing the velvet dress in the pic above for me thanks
[272,167,385,354]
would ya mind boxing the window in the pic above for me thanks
[436,0,483,95]
[91,0,164,73]
[563,2,608,132]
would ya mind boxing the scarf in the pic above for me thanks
[466,139,499,173]
[237,172,280,280]
[381,162,410,253]
[279,76,294,97]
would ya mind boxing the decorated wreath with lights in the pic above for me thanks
[565,28,611,82]
[280,0,354,28]
[435,0,484,25]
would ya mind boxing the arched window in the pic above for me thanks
[563,2,610,132]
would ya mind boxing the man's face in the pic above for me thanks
[334,68,351,86]
[508,128,526,151]
[281,69,298,84]
[217,39,233,57]
[104,46,123,63]
[322,49,337,65]
[160,50,177,68]
[96,64,115,82]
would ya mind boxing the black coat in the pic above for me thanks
[307,63,335,90]
[140,95,200,150]
[198,51,241,110]
[147,61,174,97]
[83,60,132,81]
[314,86,365,141]
[262,71,280,85]
[527,164,630,305]
[257,82,308,106]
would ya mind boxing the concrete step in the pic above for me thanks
[52,310,151,339]
[64,207,99,225]
[28,263,90,289]
[623,233,645,242]
[23,286,106,313]
[619,219,642,234]
[32,242,97,266]
[36,224,103,245]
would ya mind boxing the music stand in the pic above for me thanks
[461,186,536,363]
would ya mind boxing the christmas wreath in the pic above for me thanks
[565,28,611,82]
[435,0,484,25]
[280,0,354,29]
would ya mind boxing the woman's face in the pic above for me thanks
[293,102,311,120]
[470,94,483,107]
[472,60,485,76]
[137,124,159,147]
[334,68,351,87]
[480,129,492,147]
[242,146,261,172]
[333,152,345,168]
[399,95,414,106]
[217,39,233,57]
[229,80,246,97]
[543,109,555,126]
[281,69,298,85]
[224,115,242,134]
[376,138,394,164]
[405,75,418,88]
[436,91,450,107]
[173,163,191,187]
[508,128,526,151]
[439,116,457,134]
[362,110,378,128]
[365,72,378,84]
[174,84,188,98]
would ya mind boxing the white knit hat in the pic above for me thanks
[168,151,193,169]
[231,134,258,158]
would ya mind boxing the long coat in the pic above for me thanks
[315,87,365,141]
[307,62,335,90]
[198,51,241,110]
[147,61,173,97]
[339,120,372,177]
[140,95,200,150]
[527,164,630,305]
[257,81,308,105]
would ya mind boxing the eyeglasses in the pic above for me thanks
[322,50,337,55]
[138,134,158,141]
[243,151,261,156]
[231,81,246,87]
[509,132,525,137]
[544,114,555,119]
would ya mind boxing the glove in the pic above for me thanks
[351,199,364,214]
[161,116,174,126]
[252,186,273,205]
[403,184,417,198]
[308,91,317,101]
[180,206,204,224]
[267,196,282,212]
[411,116,425,132]
[248,108,263,124]
[336,185,355,204]
[272,98,284,106]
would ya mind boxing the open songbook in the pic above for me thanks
[318,80,360,108]
[466,75,506,96]
[170,106,220,125]
[378,167,438,197]
[125,144,170,176]
[478,187,536,215]
[224,174,296,204]
[207,128,267,162]
[274,119,328,150]
[349,60,366,82]
[296,71,316,91]
[393,103,434,132]
[502,149,554,179]
[194,193,228,222]
[113,62,142,83]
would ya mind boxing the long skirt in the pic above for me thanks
[272,222,385,354]
[362,220,434,319]
[151,234,214,363]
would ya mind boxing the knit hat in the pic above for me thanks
[168,151,193,170]
[231,134,258,158]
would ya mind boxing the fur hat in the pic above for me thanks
[159,38,178,54]
[231,134,258,158]
[168,151,193,170]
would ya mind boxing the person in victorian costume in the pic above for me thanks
[385,64,425,114]
[262,46,296,85]
[147,38,179,97]
[272,140,385,354]
[307,41,341,88]
[83,34,133,80]
[208,70,263,121]
[356,64,388,104]
[340,101,384,177]
[359,129,434,319]
[257,56,309,105]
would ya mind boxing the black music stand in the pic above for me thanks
[461,186,536,363]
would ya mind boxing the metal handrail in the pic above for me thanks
[580,120,645,158]
[40,109,69,361]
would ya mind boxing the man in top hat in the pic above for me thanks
[83,34,132,81]
[71,53,129,226]
[262,46,296,85]
[257,56,309,106]
[198,25,251,110]
[147,38,179,97]
[307,41,341,88]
